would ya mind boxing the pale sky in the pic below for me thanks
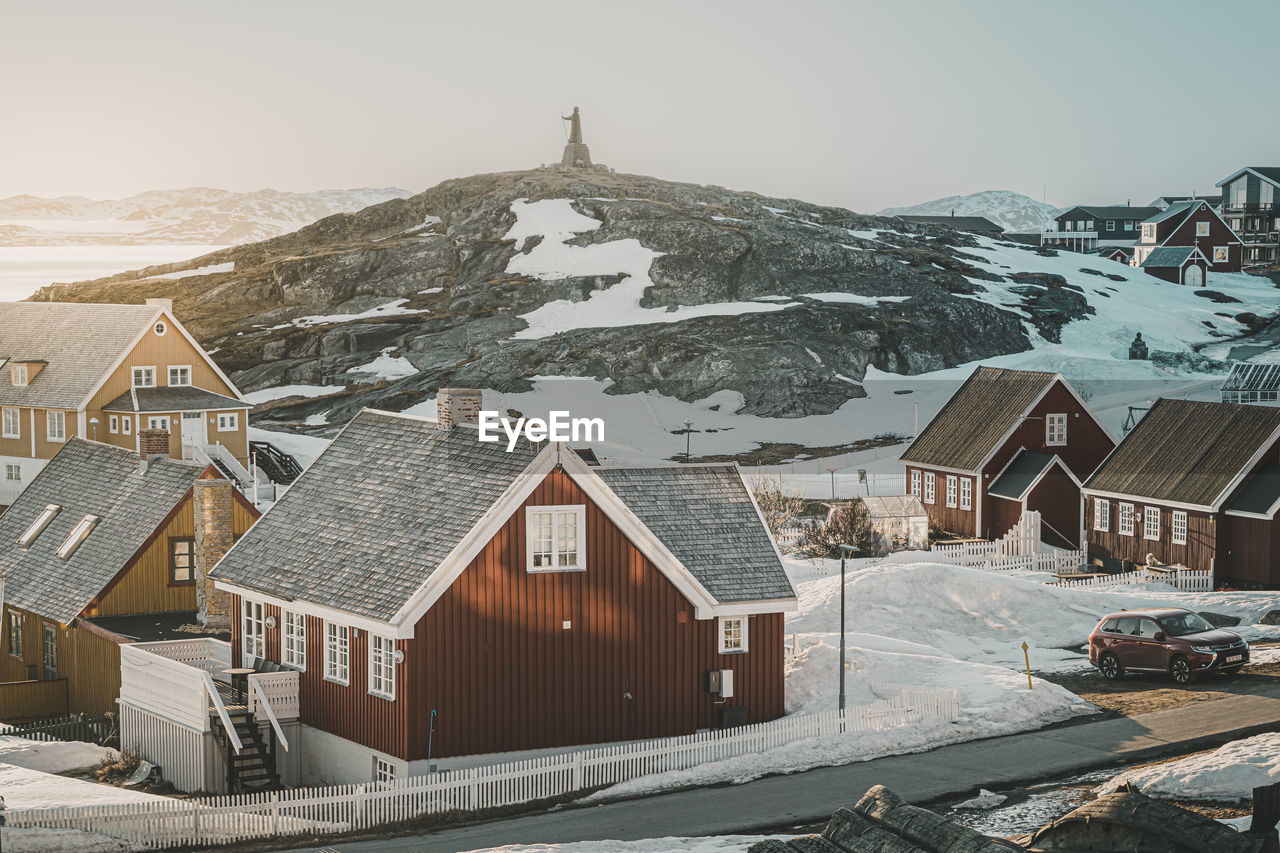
[3,0,1277,212]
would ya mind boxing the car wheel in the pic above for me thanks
[1099,653,1123,681]
[1170,656,1196,685]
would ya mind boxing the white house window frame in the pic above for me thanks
[368,634,396,700]
[923,472,936,504]
[1171,510,1188,546]
[324,621,350,685]
[46,410,66,442]
[7,609,21,659]
[10,364,28,387]
[153,320,168,337]
[1,407,19,439]
[17,505,60,548]
[718,615,748,654]
[108,414,119,434]
[4,463,19,483]
[168,365,192,387]
[132,366,157,388]
[959,477,972,510]
[525,504,586,573]
[1196,221,1211,237]
[1045,413,1067,446]
[909,470,921,498]
[242,599,265,664]
[147,415,171,432]
[42,623,57,680]
[1118,502,1135,537]
[281,610,306,671]
[945,475,958,508]
[1094,499,1110,532]
[1144,506,1161,541]
[374,757,396,787]
[217,412,239,432]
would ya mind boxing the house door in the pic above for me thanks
[1184,264,1203,287]
[181,412,203,460]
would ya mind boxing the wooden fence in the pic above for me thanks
[0,677,68,722]
[0,711,117,747]
[10,683,960,849]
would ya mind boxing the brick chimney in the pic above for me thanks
[193,476,235,627]
[138,428,170,459]
[437,388,483,430]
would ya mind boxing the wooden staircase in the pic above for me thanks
[215,710,280,793]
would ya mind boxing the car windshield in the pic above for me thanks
[1159,612,1215,636]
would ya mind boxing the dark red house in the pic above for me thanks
[899,366,1116,548]
[208,390,796,785]
[1133,199,1243,278]
[1082,398,1280,587]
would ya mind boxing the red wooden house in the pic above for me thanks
[899,366,1115,548]
[1133,199,1243,281]
[198,390,796,786]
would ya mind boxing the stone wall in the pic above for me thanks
[194,477,235,627]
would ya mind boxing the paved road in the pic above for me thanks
[291,683,1280,853]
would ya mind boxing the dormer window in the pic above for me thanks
[17,504,60,548]
[10,364,27,386]
[526,505,585,572]
[56,515,99,559]
[132,366,156,388]
[168,366,191,386]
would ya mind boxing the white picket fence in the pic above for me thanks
[1057,566,1214,592]
[933,511,1042,562]
[11,683,959,849]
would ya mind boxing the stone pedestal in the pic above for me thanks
[560,142,592,169]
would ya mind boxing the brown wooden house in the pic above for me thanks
[0,435,257,720]
[1133,199,1243,278]
[1082,398,1280,586]
[207,390,797,785]
[899,366,1116,548]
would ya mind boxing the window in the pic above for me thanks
[168,366,192,386]
[10,364,27,387]
[374,757,396,787]
[153,321,167,337]
[56,515,99,559]
[1063,220,1073,232]
[718,616,748,653]
[4,463,19,483]
[910,470,921,498]
[7,610,21,659]
[132,366,156,387]
[959,478,972,510]
[17,505,59,547]
[1082,220,1093,231]
[121,416,132,436]
[46,411,65,442]
[105,414,117,434]
[1214,246,1229,263]
[945,475,958,508]
[1,407,18,439]
[242,599,265,663]
[42,624,57,680]
[1094,499,1110,532]
[1106,220,1115,231]
[1118,503,1135,536]
[217,412,238,432]
[923,472,935,504]
[1171,510,1187,545]
[369,634,396,699]
[1142,224,1155,242]
[1196,221,1211,237]
[526,505,585,572]
[325,622,350,684]
[170,538,195,583]
[282,611,306,671]
[147,416,170,432]
[1144,506,1161,540]
[1045,413,1067,446]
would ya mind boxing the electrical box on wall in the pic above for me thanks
[705,668,734,698]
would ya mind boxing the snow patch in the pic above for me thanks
[1096,732,1280,801]
[243,384,344,404]
[345,347,419,380]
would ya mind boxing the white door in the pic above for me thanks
[181,411,203,460]
[1184,264,1203,287]
[242,599,265,666]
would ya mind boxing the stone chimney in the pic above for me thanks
[193,476,235,627]
[437,388,483,430]
[145,297,174,314]
[138,428,170,459]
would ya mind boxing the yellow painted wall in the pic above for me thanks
[91,496,196,618]
[0,608,121,715]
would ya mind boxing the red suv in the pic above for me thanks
[1089,608,1249,684]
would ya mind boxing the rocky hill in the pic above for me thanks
[879,190,1060,233]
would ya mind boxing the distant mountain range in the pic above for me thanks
[878,190,1062,233]
[0,186,413,246]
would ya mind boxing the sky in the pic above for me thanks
[3,0,1278,213]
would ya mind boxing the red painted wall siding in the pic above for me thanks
[1159,207,1243,272]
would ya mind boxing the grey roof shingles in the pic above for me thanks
[1058,205,1162,221]
[0,302,162,409]
[1141,246,1198,268]
[988,450,1057,500]
[1144,199,1202,226]
[0,438,209,624]
[103,386,248,413]
[211,411,794,623]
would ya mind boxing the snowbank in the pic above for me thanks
[3,827,137,853]
[464,838,784,853]
[0,762,167,810]
[0,737,115,774]
[243,383,345,404]
[1096,733,1280,802]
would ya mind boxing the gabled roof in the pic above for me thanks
[900,367,1059,472]
[211,410,795,627]
[1225,464,1280,519]
[0,439,211,624]
[1216,166,1280,188]
[1098,246,1132,258]
[893,215,1003,233]
[988,450,1061,501]
[1083,398,1280,508]
[1223,362,1280,393]
[103,386,249,413]
[1058,205,1162,221]
[1140,246,1203,268]
[1144,199,1203,226]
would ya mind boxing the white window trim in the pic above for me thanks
[525,504,586,573]
[368,634,396,700]
[1118,502,1135,537]
[10,364,28,387]
[7,609,22,658]
[959,477,972,510]
[1045,413,1067,447]
[282,610,306,672]
[1144,506,1161,541]
[1196,221,1211,237]
[56,515,99,559]
[945,475,958,508]
[147,416,171,432]
[132,366,157,388]
[121,416,132,435]
[217,412,239,432]
[909,470,921,498]
[242,599,265,663]
[108,414,119,434]
[153,320,168,337]
[1094,499,1110,532]
[718,615,748,654]
[923,472,936,504]
[4,463,19,483]
[168,365,193,387]
[17,504,60,548]
[1171,510,1187,546]
[374,756,396,787]
[1,407,19,439]
[324,621,350,685]
[46,410,66,442]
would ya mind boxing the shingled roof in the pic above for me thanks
[1141,246,1203,268]
[211,410,794,624]
[103,386,249,413]
[0,439,211,625]
[900,367,1058,472]
[988,450,1063,501]
[1084,398,1280,508]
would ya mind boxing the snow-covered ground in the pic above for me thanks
[463,838,785,853]
[247,425,332,468]
[346,346,419,380]
[1096,733,1280,802]
[243,383,347,404]
[0,736,115,775]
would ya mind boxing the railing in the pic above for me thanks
[12,683,960,849]
[248,671,298,753]
[0,677,68,722]
[248,440,304,485]
[204,672,241,753]
[119,639,233,735]
[1057,565,1213,592]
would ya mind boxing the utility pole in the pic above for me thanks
[827,468,838,501]
[838,545,856,712]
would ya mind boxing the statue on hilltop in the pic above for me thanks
[560,106,593,169]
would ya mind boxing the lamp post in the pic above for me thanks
[89,417,99,441]
[838,544,857,712]
[683,420,693,462]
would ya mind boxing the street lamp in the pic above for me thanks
[827,468,838,500]
[838,543,857,712]
[89,417,99,441]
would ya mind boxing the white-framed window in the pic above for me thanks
[1196,221,1211,237]
[1063,220,1073,232]
[324,621,350,684]
[368,634,396,700]
[46,411,65,442]
[945,475,958,508]
[4,463,19,483]
[1142,223,1155,242]
[910,470,921,498]
[1106,220,1115,231]
[242,599,265,663]
[718,616,748,653]
[282,611,306,671]
[108,414,119,434]
[217,412,239,432]
[923,472,935,504]
[1171,510,1187,545]
[10,364,27,387]
[1094,499,1110,532]
[121,416,132,436]
[42,624,57,680]
[168,365,192,386]
[526,505,585,572]
[1144,506,1161,541]
[374,757,396,787]
[147,416,170,432]
[153,320,168,337]
[1118,502,1135,536]
[959,477,972,510]
[1,407,19,439]
[56,514,99,559]
[7,609,21,658]
[17,504,59,547]
[132,366,156,388]
[1045,413,1067,446]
